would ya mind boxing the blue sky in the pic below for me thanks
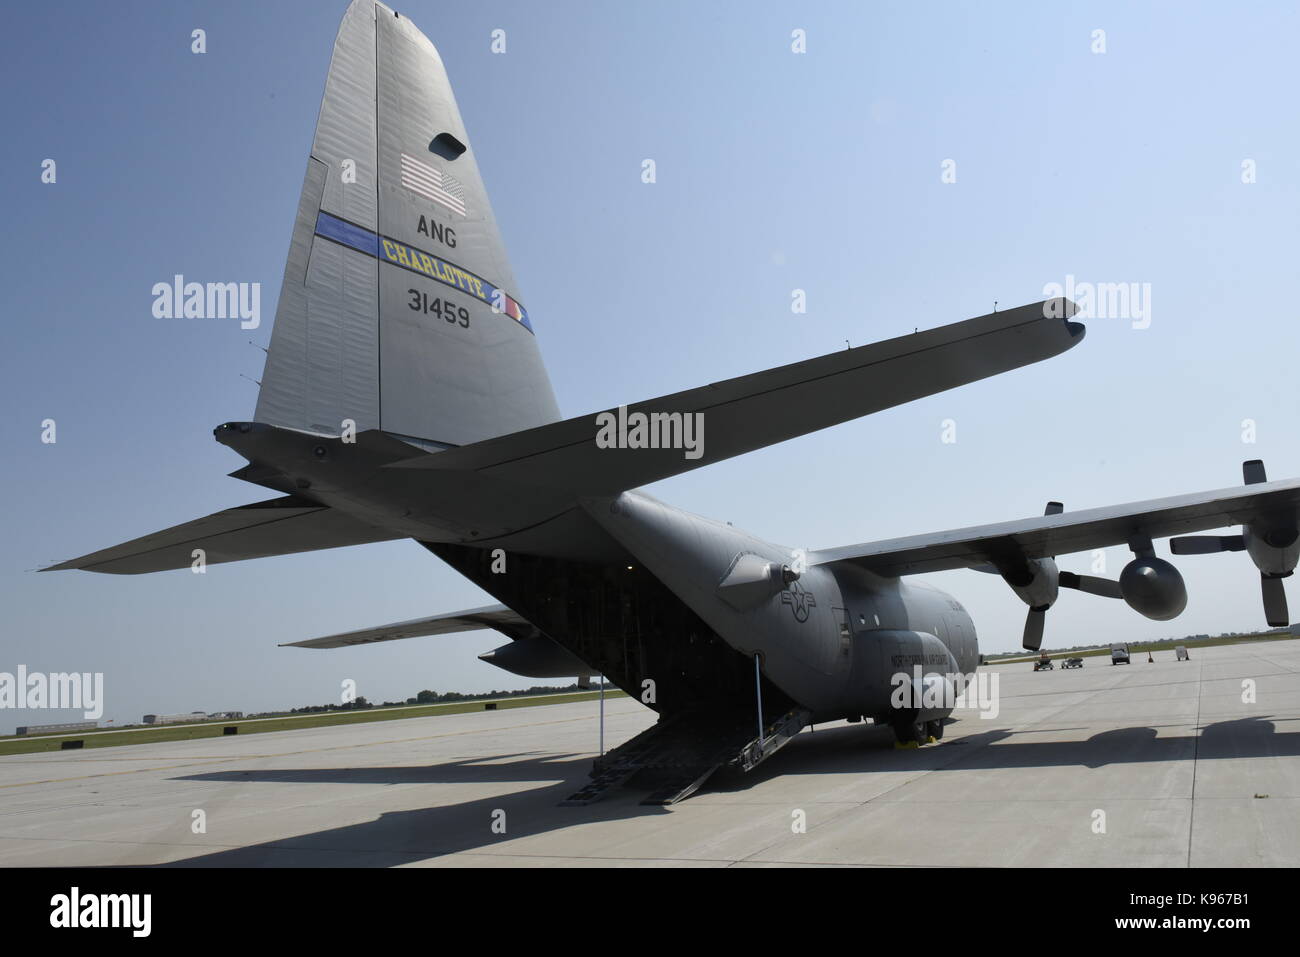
[3,1,1298,732]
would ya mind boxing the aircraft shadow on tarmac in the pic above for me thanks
[159,715,1297,866]
[724,713,1300,786]
[173,751,589,786]
[163,752,670,867]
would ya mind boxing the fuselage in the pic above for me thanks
[218,422,978,725]
[577,489,978,723]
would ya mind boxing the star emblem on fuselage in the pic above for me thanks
[781,581,817,622]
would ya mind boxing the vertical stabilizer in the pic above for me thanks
[256,0,561,447]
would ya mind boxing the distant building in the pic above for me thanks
[142,712,210,726]
[15,721,98,736]
[140,711,244,725]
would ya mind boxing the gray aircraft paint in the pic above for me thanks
[585,490,976,718]
[256,0,560,445]
[45,0,1300,791]
[255,0,379,434]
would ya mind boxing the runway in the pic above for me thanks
[1,639,1297,867]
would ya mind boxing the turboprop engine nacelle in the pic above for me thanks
[1005,557,1059,610]
[983,533,1125,651]
[1244,525,1300,577]
[1119,556,1187,620]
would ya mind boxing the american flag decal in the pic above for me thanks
[400,152,467,217]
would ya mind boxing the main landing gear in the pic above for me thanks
[891,714,945,749]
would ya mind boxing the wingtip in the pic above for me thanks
[1047,296,1086,345]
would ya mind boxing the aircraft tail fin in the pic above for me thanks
[255,0,560,448]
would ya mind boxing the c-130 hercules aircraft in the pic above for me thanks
[49,0,1300,804]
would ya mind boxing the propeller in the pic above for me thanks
[1059,571,1123,598]
[1023,606,1047,650]
[1262,575,1290,628]
[1169,460,1295,627]
[978,501,1123,651]
[1170,535,1245,555]
[1169,461,1262,556]
[1244,459,1267,486]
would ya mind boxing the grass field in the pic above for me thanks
[0,689,630,756]
[6,632,1293,755]
[985,630,1298,664]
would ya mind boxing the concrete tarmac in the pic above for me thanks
[1,639,1296,866]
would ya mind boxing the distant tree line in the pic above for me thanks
[249,683,594,719]
[392,684,592,706]
[984,626,1293,661]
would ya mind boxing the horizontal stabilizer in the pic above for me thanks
[281,603,530,649]
[386,300,1084,495]
[43,496,402,575]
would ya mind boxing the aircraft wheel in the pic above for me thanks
[926,719,944,741]
[891,713,926,747]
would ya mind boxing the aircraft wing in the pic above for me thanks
[42,496,403,575]
[280,604,531,648]
[387,300,1085,495]
[811,477,1300,576]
